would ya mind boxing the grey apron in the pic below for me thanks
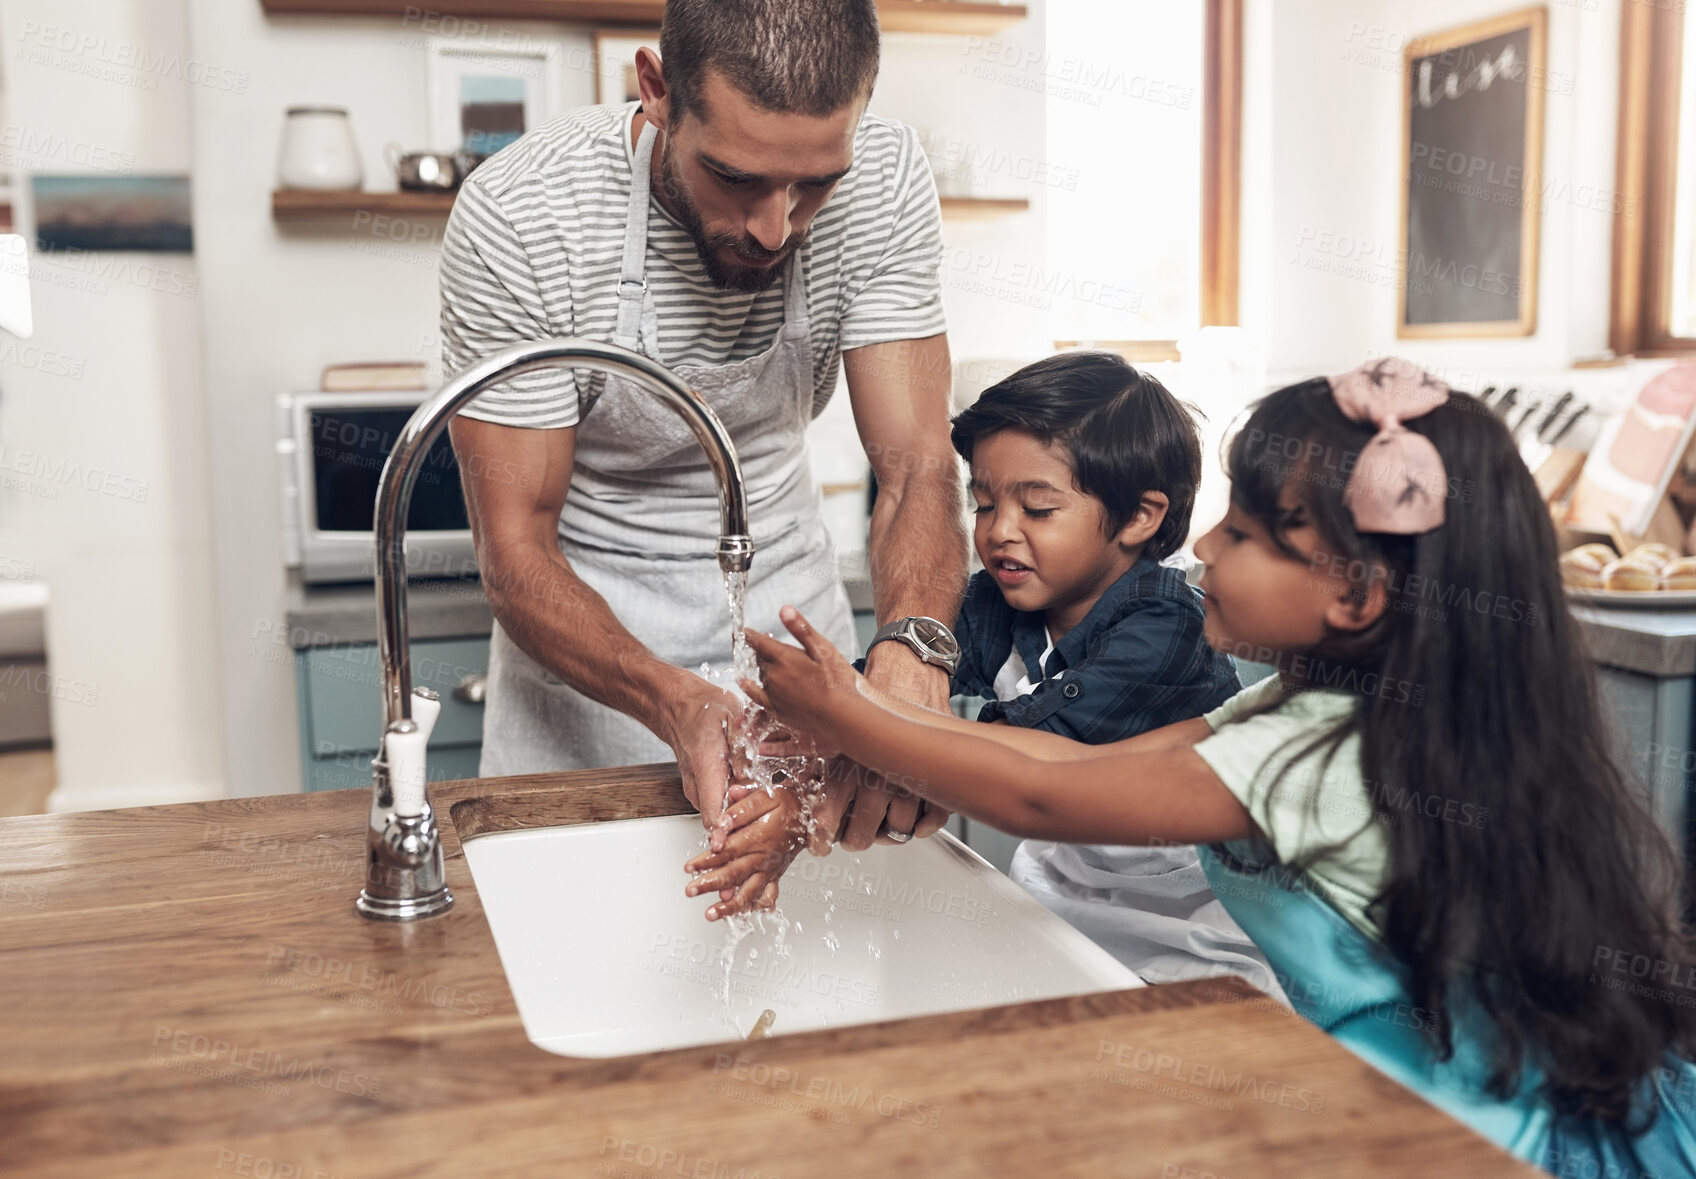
[480,120,857,777]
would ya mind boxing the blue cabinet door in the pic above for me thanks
[296,636,489,792]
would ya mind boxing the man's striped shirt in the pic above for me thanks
[440,102,948,428]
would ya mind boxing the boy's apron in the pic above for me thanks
[1197,843,1696,1170]
[479,120,856,777]
[1010,840,1287,1001]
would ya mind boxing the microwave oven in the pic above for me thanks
[276,390,478,585]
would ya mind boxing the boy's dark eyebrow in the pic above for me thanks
[697,151,850,188]
[968,476,1066,495]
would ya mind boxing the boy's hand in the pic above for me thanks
[685,784,806,921]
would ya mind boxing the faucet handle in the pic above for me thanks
[411,686,441,747]
[384,719,429,818]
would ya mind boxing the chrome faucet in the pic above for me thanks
[356,339,755,921]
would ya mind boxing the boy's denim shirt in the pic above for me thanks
[952,555,1240,743]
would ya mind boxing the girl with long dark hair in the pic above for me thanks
[732,359,1696,1171]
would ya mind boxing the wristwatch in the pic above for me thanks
[867,616,961,676]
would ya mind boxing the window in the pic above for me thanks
[1611,0,1696,354]
[1045,0,1241,355]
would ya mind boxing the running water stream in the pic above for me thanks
[699,569,870,1035]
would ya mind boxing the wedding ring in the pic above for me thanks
[880,824,913,844]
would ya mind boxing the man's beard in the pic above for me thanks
[659,135,802,293]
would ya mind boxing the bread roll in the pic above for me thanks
[1603,559,1661,591]
[1663,557,1696,590]
[1560,548,1607,588]
[1626,542,1680,571]
[1570,543,1618,567]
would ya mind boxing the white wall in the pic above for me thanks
[0,0,224,810]
[1243,0,1623,384]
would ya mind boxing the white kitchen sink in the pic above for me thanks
[462,813,1142,1057]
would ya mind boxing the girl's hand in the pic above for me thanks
[684,785,805,921]
[747,706,841,764]
[740,606,861,752]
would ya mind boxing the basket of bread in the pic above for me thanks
[1561,541,1696,604]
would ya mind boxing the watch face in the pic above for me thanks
[912,617,960,659]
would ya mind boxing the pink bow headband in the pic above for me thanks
[1327,358,1451,534]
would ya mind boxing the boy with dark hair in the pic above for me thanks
[694,352,1282,996]
[943,352,1277,992]
[948,350,1224,736]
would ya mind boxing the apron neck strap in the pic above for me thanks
[781,248,807,325]
[616,117,660,348]
[619,115,810,348]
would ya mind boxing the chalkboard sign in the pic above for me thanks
[1399,6,1546,337]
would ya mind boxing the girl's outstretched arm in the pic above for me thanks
[867,683,1214,758]
[743,608,1254,846]
[754,682,1213,764]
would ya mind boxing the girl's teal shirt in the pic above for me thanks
[1194,680,1696,1172]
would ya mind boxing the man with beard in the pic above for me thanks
[442,0,968,888]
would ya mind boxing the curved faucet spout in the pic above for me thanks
[375,339,753,729]
[356,338,755,922]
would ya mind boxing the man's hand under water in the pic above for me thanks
[660,680,747,834]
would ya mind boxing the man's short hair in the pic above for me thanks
[950,352,1205,563]
[659,0,880,121]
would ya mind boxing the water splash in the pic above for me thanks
[716,914,754,1026]
[711,569,833,850]
[698,571,845,1029]
[715,908,793,1032]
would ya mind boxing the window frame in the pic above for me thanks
[1610,0,1695,356]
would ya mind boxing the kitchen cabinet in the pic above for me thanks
[1570,604,1696,884]
[294,635,489,791]
[1593,665,1693,863]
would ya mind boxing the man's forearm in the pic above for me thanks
[481,543,700,736]
[867,464,968,626]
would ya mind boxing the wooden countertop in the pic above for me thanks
[0,766,1535,1177]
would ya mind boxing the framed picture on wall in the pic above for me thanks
[593,30,659,106]
[425,38,564,157]
[1397,6,1547,338]
[33,176,193,252]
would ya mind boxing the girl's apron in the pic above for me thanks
[1197,843,1696,1171]
[479,121,857,776]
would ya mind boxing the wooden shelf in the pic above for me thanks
[258,0,1026,35]
[273,189,458,220]
[274,189,1030,222]
[877,1,1027,35]
[938,196,1029,221]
